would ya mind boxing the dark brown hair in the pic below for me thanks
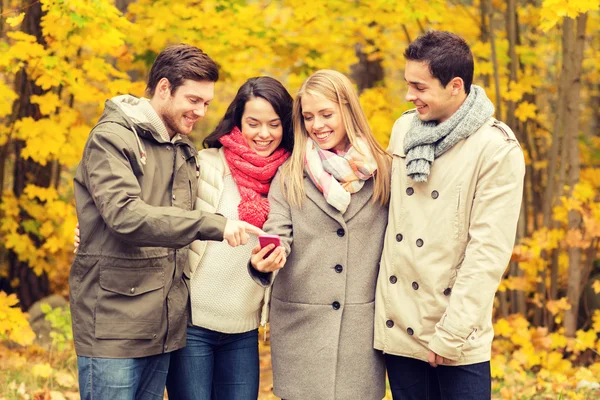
[203,76,294,152]
[146,44,219,97]
[404,31,474,94]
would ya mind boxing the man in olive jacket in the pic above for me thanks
[71,45,261,400]
[375,31,525,399]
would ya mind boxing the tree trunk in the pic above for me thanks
[544,9,571,333]
[486,0,502,121]
[503,0,528,317]
[350,43,384,94]
[8,0,52,310]
[548,249,560,331]
[543,22,570,227]
[505,0,518,133]
[115,0,134,12]
[563,13,588,336]
[479,0,490,89]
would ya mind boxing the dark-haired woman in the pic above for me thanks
[166,76,293,400]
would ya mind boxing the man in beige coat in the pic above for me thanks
[375,31,525,399]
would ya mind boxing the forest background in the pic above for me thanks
[0,0,599,399]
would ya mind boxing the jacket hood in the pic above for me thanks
[99,95,170,142]
[96,95,198,165]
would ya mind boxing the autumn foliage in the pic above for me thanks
[0,0,599,398]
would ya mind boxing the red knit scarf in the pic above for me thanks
[219,127,290,228]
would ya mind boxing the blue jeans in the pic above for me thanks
[385,354,491,400]
[166,325,259,400]
[77,353,170,400]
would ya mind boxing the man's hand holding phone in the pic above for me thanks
[251,235,286,273]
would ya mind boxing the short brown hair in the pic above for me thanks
[146,44,219,97]
[404,31,474,94]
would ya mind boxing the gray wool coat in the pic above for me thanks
[252,172,387,400]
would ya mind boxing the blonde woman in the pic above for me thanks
[250,70,391,399]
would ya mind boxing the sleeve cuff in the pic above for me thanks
[428,314,473,361]
[247,261,275,287]
[197,212,227,242]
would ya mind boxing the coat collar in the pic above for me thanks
[304,175,375,224]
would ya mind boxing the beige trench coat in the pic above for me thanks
[374,110,525,365]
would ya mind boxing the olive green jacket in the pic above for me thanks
[70,96,226,358]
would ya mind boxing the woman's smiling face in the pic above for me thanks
[240,97,283,157]
[301,93,349,152]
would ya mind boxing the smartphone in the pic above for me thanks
[258,234,281,258]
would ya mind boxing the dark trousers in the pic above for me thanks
[385,354,491,400]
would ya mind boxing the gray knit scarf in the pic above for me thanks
[403,85,494,182]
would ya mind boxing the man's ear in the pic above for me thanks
[156,78,171,99]
[449,77,464,95]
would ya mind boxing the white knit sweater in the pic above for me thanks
[188,148,269,333]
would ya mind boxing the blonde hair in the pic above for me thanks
[282,69,391,207]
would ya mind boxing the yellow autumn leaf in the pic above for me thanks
[54,371,76,388]
[514,101,537,122]
[23,185,59,202]
[0,83,18,118]
[592,280,600,294]
[5,31,37,43]
[573,181,596,203]
[6,13,25,27]
[0,291,36,346]
[574,329,597,352]
[494,318,514,337]
[546,297,571,315]
[591,310,600,334]
[549,331,568,349]
[50,391,67,400]
[30,93,62,116]
[31,363,53,379]
[552,204,569,225]
[491,354,506,378]
[544,351,572,373]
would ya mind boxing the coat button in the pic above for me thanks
[332,301,340,310]
[130,287,135,294]
[407,327,414,335]
[172,194,176,200]
[406,187,414,196]
[431,190,439,199]
[334,264,343,273]
[396,233,403,242]
[153,334,157,339]
[166,146,172,151]
[386,320,394,328]
[389,275,397,284]
[444,288,452,296]
[337,228,345,237]
[412,281,419,290]
[416,239,424,247]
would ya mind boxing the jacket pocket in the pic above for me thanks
[94,265,165,340]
